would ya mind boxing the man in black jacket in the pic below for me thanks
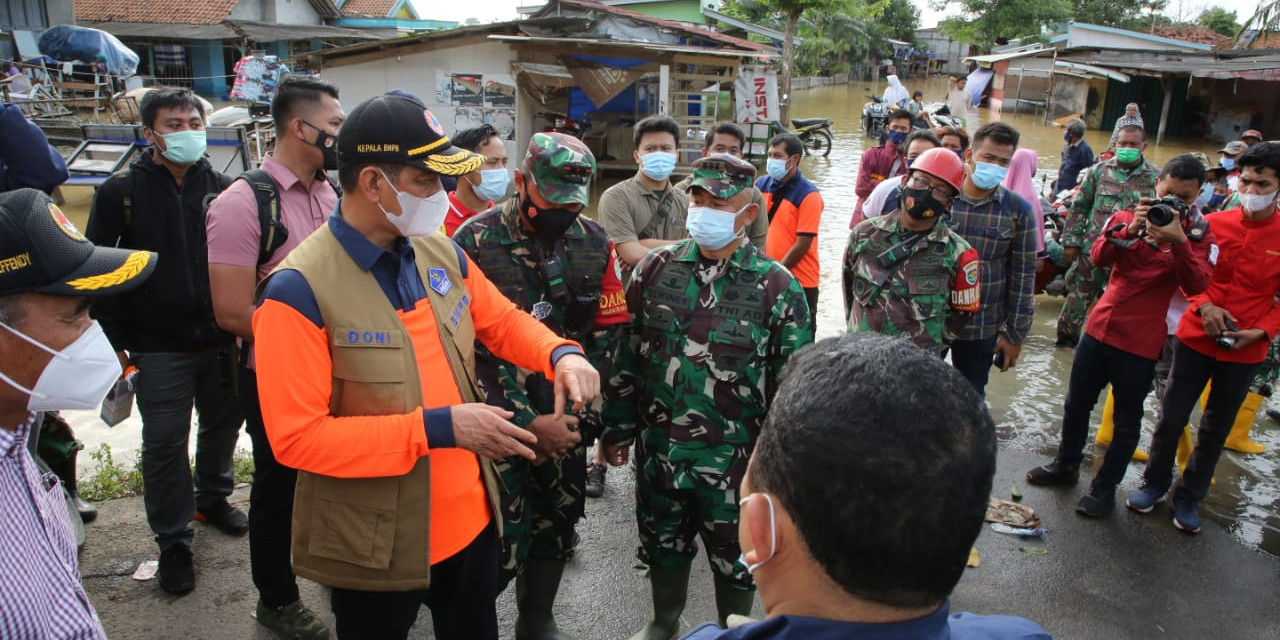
[85,88,244,595]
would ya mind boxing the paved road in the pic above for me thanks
[79,450,1280,639]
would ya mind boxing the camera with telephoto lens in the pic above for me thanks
[1146,195,1188,228]
[1217,317,1239,350]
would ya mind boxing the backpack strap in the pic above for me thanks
[237,169,286,266]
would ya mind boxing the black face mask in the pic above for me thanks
[523,198,579,242]
[900,184,946,221]
[302,120,338,171]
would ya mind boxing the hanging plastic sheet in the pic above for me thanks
[230,55,291,105]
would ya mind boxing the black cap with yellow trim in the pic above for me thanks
[0,188,156,297]
[337,93,484,176]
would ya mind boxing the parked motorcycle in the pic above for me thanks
[862,94,888,136]
[539,111,586,139]
[770,117,834,157]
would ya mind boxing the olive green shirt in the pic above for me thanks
[599,174,690,244]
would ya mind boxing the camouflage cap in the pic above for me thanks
[689,153,757,199]
[523,132,596,206]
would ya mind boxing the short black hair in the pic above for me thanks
[750,333,996,609]
[972,121,1020,150]
[271,75,340,135]
[888,109,913,125]
[906,129,940,149]
[139,87,204,130]
[937,126,969,151]
[1117,124,1146,141]
[703,122,745,152]
[768,133,803,158]
[912,90,923,99]
[1159,154,1206,185]
[633,114,679,149]
[337,162,403,194]
[1238,140,1280,178]
[452,124,501,153]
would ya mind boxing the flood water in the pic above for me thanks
[788,78,1280,558]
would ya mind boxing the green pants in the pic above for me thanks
[496,443,587,584]
[634,449,754,590]
[1056,251,1109,346]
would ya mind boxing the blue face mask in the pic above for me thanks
[953,148,966,161]
[887,130,909,146]
[1195,183,1213,208]
[1064,132,1073,143]
[1208,193,1226,208]
[640,151,677,181]
[686,203,748,250]
[469,169,509,202]
[766,158,790,181]
[158,129,207,165]
[1221,157,1236,171]
[971,161,1008,190]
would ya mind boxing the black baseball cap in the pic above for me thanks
[0,189,156,297]
[337,93,483,176]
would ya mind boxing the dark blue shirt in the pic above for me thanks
[679,600,1050,640]
[1057,140,1095,194]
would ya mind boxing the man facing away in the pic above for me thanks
[677,332,1050,640]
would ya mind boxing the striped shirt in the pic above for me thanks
[0,413,107,639]
[947,186,1038,343]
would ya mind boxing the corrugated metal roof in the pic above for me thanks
[488,34,774,58]
[540,0,772,53]
[964,46,1045,65]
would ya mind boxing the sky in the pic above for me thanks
[414,0,1268,31]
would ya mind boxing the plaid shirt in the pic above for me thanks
[0,414,107,639]
[946,186,1037,343]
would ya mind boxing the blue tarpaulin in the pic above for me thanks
[38,25,139,76]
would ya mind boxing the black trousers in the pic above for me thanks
[330,523,500,640]
[803,287,819,336]
[1142,339,1261,502]
[239,364,301,608]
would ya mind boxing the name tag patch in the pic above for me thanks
[450,294,471,327]
[334,327,402,348]
[428,267,452,296]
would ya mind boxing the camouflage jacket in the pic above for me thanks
[843,214,980,355]
[602,239,811,489]
[1061,157,1158,249]
[454,199,628,434]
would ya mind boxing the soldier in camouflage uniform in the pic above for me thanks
[843,147,980,355]
[453,132,629,640]
[601,154,812,640]
[1056,124,1158,346]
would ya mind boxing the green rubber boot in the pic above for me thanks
[713,577,756,627]
[628,563,693,640]
[514,558,576,640]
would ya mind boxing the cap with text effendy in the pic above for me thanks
[337,93,484,176]
[0,188,156,297]
[689,153,757,199]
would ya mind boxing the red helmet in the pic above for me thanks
[910,147,965,194]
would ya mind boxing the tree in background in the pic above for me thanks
[1071,0,1150,29]
[725,0,893,122]
[933,0,1071,51]
[1197,7,1240,36]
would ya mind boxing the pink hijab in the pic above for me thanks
[1003,148,1045,253]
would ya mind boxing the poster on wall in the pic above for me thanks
[734,66,778,124]
[435,70,452,104]
[485,108,516,140]
[484,80,516,107]
[451,73,483,105]
[455,107,484,131]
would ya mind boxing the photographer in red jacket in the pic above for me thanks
[1129,141,1280,533]
[1026,155,1214,517]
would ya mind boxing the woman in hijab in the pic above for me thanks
[1003,148,1046,253]
[1108,102,1144,151]
[883,70,909,109]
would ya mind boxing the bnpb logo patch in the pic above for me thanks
[49,203,86,241]
[423,109,445,136]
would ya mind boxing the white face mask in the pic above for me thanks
[737,493,778,574]
[379,171,450,237]
[1240,189,1279,215]
[0,320,122,412]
